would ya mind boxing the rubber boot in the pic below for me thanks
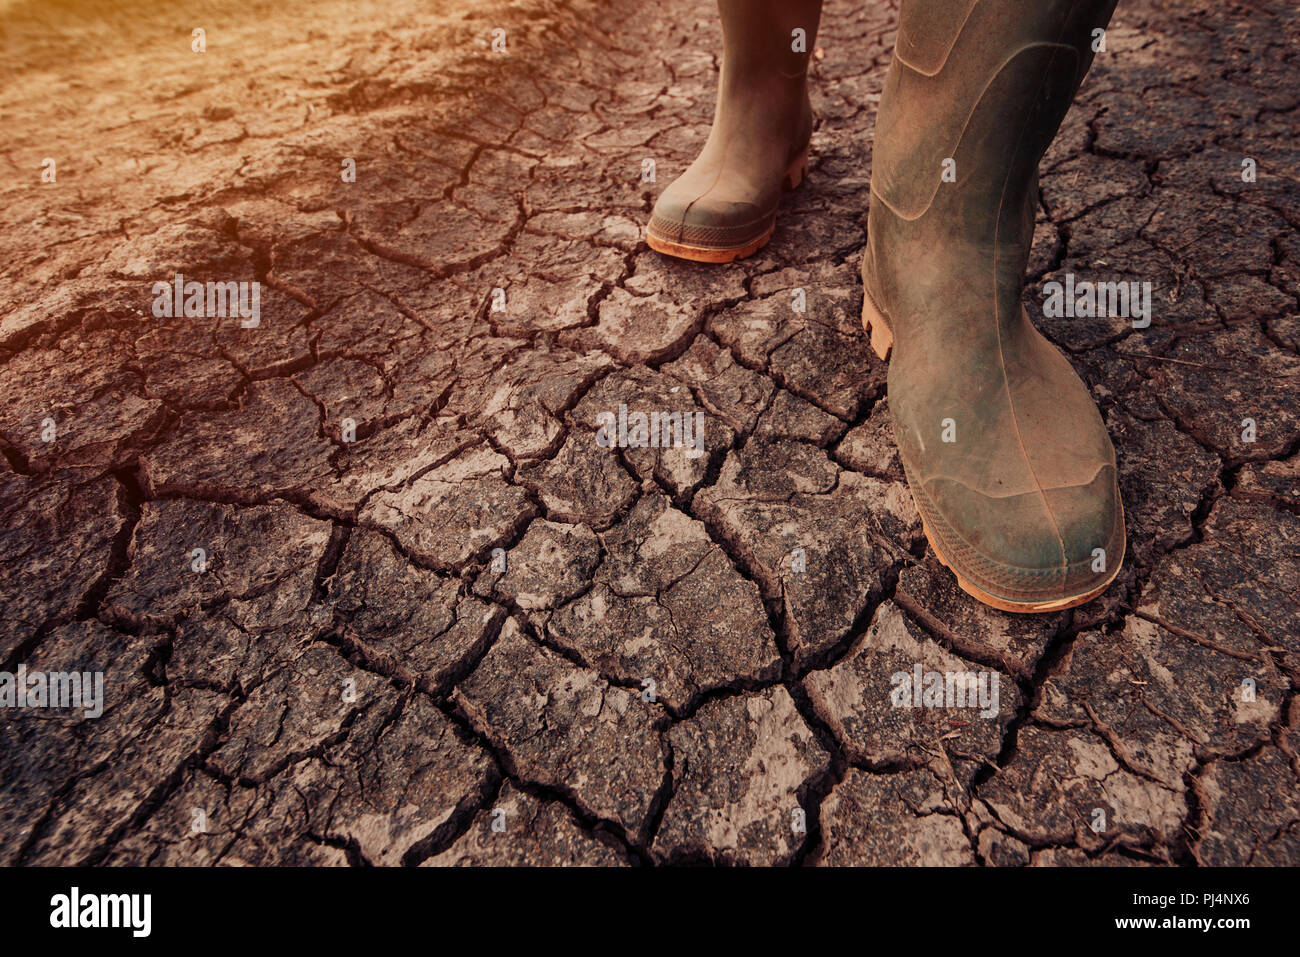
[862,0,1125,612]
[647,0,823,263]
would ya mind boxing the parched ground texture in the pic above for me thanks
[0,0,1297,866]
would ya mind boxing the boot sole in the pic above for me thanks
[645,147,809,263]
[860,291,1125,614]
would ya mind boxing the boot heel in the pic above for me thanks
[861,290,893,360]
[782,147,809,191]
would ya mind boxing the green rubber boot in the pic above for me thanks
[647,0,822,263]
[862,0,1125,612]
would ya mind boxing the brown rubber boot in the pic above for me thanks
[647,0,823,263]
[862,0,1125,612]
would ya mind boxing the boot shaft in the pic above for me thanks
[873,0,1116,232]
[865,0,1117,327]
[711,0,823,146]
[715,0,824,81]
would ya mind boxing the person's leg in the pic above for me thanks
[863,0,1124,612]
[647,0,823,262]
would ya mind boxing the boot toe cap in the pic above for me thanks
[916,466,1124,609]
[648,190,774,250]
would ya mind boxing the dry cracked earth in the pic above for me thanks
[0,0,1297,867]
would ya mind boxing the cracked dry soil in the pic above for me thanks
[1,0,1298,866]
